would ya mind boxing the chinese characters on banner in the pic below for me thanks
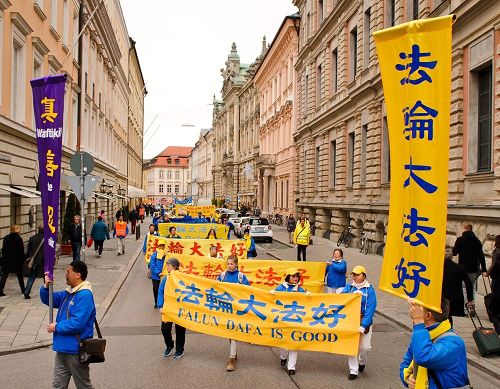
[174,205,216,218]
[157,223,228,239]
[162,271,361,355]
[160,254,327,293]
[373,16,453,311]
[30,75,67,278]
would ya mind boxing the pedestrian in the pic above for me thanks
[452,223,488,301]
[143,224,159,254]
[40,261,96,389]
[216,255,250,371]
[115,208,122,221]
[341,265,377,380]
[23,225,45,299]
[129,208,138,235]
[400,298,470,389]
[205,228,218,239]
[488,235,500,332]
[325,248,347,293]
[157,257,186,359]
[293,217,310,261]
[148,241,166,309]
[113,215,128,255]
[286,214,296,244]
[0,225,26,297]
[442,249,474,328]
[68,215,82,261]
[98,210,106,223]
[90,216,110,258]
[166,226,181,239]
[272,268,306,375]
[243,229,256,258]
[139,206,145,223]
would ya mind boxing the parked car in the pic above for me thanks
[247,217,273,242]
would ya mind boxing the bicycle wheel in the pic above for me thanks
[359,236,366,253]
[376,243,385,256]
[337,230,346,246]
[344,233,352,248]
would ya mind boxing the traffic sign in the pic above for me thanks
[70,152,94,176]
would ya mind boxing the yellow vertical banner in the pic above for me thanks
[373,16,453,311]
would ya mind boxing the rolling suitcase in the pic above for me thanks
[481,275,495,322]
[467,306,500,357]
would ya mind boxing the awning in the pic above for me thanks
[93,192,114,200]
[114,194,127,199]
[128,185,147,198]
[13,186,42,196]
[0,184,39,198]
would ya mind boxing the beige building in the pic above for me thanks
[0,0,144,241]
[189,128,214,204]
[292,0,500,250]
[212,41,265,209]
[254,15,299,216]
[144,146,193,205]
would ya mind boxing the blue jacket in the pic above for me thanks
[246,238,256,258]
[40,282,96,354]
[400,323,469,389]
[325,259,347,288]
[149,251,166,281]
[157,275,168,308]
[143,231,159,253]
[341,281,377,328]
[193,217,207,223]
[275,282,305,293]
[90,220,109,241]
[217,269,250,285]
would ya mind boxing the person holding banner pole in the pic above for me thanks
[216,255,250,371]
[148,241,167,309]
[341,266,377,381]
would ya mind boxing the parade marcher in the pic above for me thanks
[205,228,218,239]
[68,215,82,261]
[325,248,347,293]
[152,212,161,228]
[157,257,186,359]
[194,212,207,223]
[293,217,310,261]
[113,215,128,255]
[442,249,474,328]
[23,225,45,299]
[400,298,470,389]
[217,255,250,371]
[90,216,110,258]
[286,214,296,244]
[272,268,306,375]
[148,241,166,309]
[129,208,138,235]
[143,224,159,254]
[243,229,256,258]
[452,223,488,300]
[166,226,181,239]
[40,261,96,389]
[341,266,377,380]
[0,225,26,297]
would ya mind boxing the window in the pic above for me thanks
[11,29,26,122]
[275,182,278,207]
[316,63,322,106]
[406,0,419,21]
[315,146,320,190]
[286,180,289,209]
[62,0,69,45]
[167,158,172,164]
[159,184,164,193]
[167,170,172,179]
[175,170,180,180]
[386,0,395,27]
[350,27,358,80]
[318,0,324,24]
[73,12,79,61]
[306,12,311,38]
[364,8,371,69]
[348,132,355,187]
[167,184,172,193]
[175,159,180,165]
[361,125,368,185]
[331,47,338,94]
[174,185,179,194]
[51,0,57,31]
[304,73,309,116]
[330,140,336,187]
[280,181,284,208]
[382,117,391,183]
[477,66,492,172]
[159,170,164,179]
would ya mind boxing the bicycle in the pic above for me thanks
[358,231,372,254]
[376,242,385,256]
[337,226,352,247]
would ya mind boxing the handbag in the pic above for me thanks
[79,319,106,364]
[86,238,94,248]
[23,238,44,277]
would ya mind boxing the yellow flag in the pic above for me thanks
[162,271,361,355]
[374,16,453,311]
[174,204,216,218]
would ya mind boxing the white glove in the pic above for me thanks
[359,326,365,334]
[305,291,311,296]
[270,290,276,295]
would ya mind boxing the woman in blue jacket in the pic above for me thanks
[341,265,377,381]
[325,248,347,293]
[90,216,110,257]
[148,242,167,309]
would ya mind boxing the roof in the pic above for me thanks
[157,146,193,158]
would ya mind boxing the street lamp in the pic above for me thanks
[117,185,126,206]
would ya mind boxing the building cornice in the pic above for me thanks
[0,0,11,11]
[10,12,33,36]
[32,36,50,55]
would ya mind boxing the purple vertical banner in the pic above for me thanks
[30,74,67,279]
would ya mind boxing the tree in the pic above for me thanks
[62,193,81,242]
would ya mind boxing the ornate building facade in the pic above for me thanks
[189,128,214,204]
[292,0,500,251]
[254,15,299,216]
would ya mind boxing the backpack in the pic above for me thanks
[219,270,244,284]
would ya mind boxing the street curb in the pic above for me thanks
[0,245,143,356]
[266,237,500,380]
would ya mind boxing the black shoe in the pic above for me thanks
[0,292,5,297]
[280,358,287,367]
[174,350,184,359]
[24,294,31,299]
[288,369,296,376]
[358,364,365,373]
[348,374,358,380]
[163,346,174,357]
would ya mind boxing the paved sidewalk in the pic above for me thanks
[263,225,500,379]
[0,222,146,355]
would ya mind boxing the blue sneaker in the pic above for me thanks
[163,346,174,357]
[174,350,184,359]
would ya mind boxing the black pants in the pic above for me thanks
[297,244,307,261]
[0,271,25,293]
[161,321,186,352]
[95,240,104,255]
[152,279,160,308]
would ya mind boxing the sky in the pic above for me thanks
[120,0,298,159]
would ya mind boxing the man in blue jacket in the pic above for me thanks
[400,298,470,389]
[40,260,96,389]
[148,241,167,309]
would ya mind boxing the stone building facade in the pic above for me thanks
[254,15,299,216]
[189,128,214,205]
[292,0,500,251]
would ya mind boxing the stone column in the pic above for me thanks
[263,174,269,214]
